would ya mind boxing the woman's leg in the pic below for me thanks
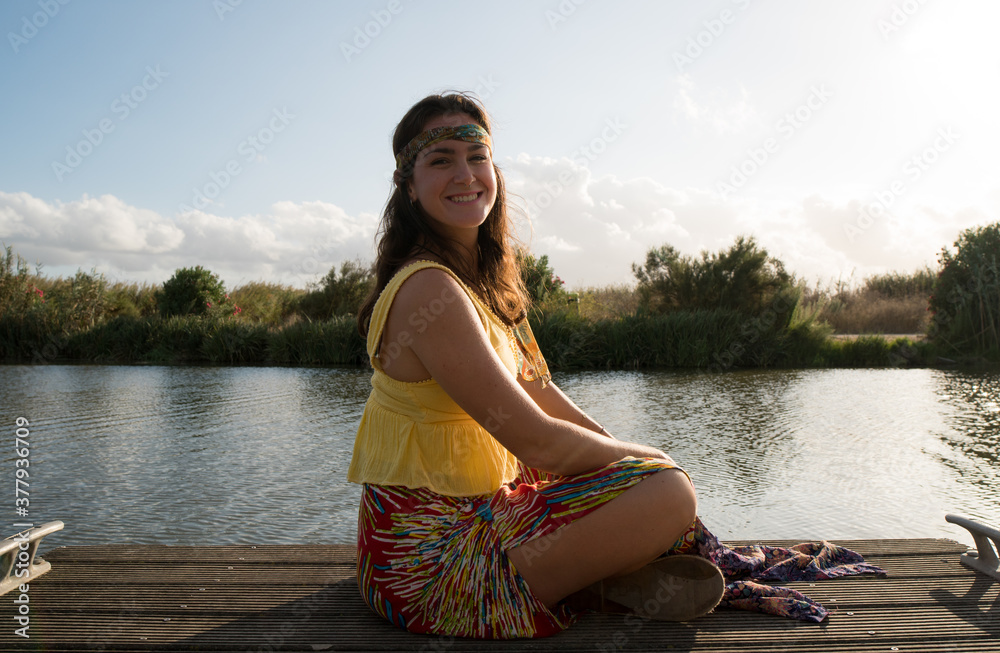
[505,467,697,608]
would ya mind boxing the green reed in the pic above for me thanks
[268,317,367,366]
[201,321,271,364]
[528,305,833,371]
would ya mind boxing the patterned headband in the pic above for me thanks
[394,123,492,174]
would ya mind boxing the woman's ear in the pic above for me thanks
[393,170,417,202]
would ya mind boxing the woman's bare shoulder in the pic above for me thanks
[393,260,462,296]
[378,264,473,380]
[390,265,472,322]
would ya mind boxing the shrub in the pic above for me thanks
[0,245,43,317]
[229,281,301,324]
[527,287,811,371]
[296,260,374,319]
[0,311,57,361]
[633,236,792,315]
[157,266,227,317]
[517,250,566,304]
[928,222,1000,356]
[575,284,639,321]
[864,267,935,298]
[100,281,159,319]
[802,267,933,334]
[46,269,109,330]
[824,295,930,334]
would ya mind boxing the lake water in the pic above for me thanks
[2,364,998,552]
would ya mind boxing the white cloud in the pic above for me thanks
[1,175,992,292]
[507,154,739,287]
[0,192,184,254]
[0,191,378,288]
[672,74,758,136]
[504,154,990,289]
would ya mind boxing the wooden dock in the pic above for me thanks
[2,538,997,652]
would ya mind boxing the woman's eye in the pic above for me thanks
[429,158,449,166]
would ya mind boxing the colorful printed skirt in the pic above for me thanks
[357,456,678,639]
[356,457,888,639]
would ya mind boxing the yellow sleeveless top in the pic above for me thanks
[347,260,522,497]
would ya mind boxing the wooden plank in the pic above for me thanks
[17,567,1000,610]
[2,606,999,652]
[42,544,359,565]
[39,538,970,563]
[28,556,977,587]
[18,563,356,585]
[19,570,1000,611]
[2,540,996,653]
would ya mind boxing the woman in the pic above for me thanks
[348,92,724,639]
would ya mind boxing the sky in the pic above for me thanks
[1,0,998,291]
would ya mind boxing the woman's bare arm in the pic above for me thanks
[392,268,668,475]
[517,377,615,439]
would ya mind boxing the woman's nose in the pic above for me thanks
[454,161,475,185]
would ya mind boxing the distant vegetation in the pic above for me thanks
[531,236,928,370]
[0,247,373,365]
[927,223,1000,358]
[2,222,997,368]
[632,235,792,315]
[801,267,935,335]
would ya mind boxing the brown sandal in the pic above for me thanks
[589,554,725,621]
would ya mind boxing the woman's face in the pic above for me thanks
[406,113,497,242]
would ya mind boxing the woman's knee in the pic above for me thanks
[652,468,697,526]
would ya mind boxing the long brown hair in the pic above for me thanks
[357,92,528,336]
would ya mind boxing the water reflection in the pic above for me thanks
[932,371,1000,528]
[560,368,998,545]
[1,364,997,550]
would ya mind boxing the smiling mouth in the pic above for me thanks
[448,192,481,204]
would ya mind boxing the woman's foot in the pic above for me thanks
[589,554,725,621]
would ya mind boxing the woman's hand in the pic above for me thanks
[516,377,679,467]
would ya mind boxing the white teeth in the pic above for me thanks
[450,193,477,202]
